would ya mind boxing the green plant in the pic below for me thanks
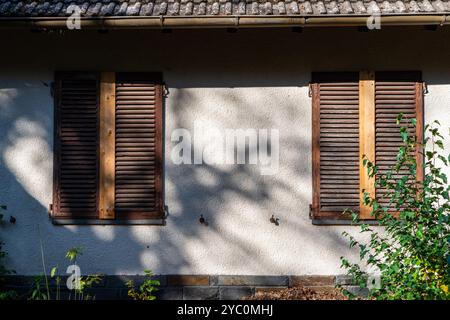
[29,275,49,300]
[29,247,102,300]
[340,116,450,300]
[62,247,102,300]
[126,269,160,300]
[66,247,83,263]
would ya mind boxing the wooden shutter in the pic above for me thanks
[311,71,423,221]
[375,72,423,211]
[114,73,164,219]
[53,72,99,219]
[311,72,360,219]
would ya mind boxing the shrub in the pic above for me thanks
[126,269,160,300]
[340,116,450,300]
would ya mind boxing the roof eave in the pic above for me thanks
[0,14,447,29]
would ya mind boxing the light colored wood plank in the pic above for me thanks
[415,82,424,184]
[311,83,321,218]
[99,72,116,219]
[359,70,376,219]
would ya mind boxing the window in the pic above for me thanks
[310,71,423,222]
[52,72,164,224]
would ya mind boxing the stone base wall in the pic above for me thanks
[3,275,363,300]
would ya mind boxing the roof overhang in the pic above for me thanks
[0,14,448,30]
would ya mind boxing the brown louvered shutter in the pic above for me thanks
[114,73,164,219]
[375,72,423,211]
[311,72,360,219]
[53,72,99,219]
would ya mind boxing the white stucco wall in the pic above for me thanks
[0,27,449,275]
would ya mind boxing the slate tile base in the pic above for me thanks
[3,274,360,300]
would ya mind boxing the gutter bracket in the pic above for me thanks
[159,15,164,29]
[234,16,239,28]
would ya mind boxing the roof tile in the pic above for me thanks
[420,0,436,11]
[433,0,447,11]
[126,1,141,15]
[287,1,299,14]
[380,0,394,13]
[224,1,232,13]
[367,1,380,14]
[86,2,102,16]
[352,1,367,13]
[0,2,11,15]
[0,0,449,18]
[167,2,179,14]
[211,1,219,14]
[140,2,154,15]
[326,1,340,14]
[99,2,115,15]
[250,1,258,14]
[299,1,313,14]
[395,0,407,13]
[408,0,422,12]
[312,1,327,14]
[117,1,128,14]
[339,1,354,14]
[277,1,286,14]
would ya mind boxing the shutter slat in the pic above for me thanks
[315,76,360,217]
[114,73,163,219]
[375,77,419,212]
[53,72,99,219]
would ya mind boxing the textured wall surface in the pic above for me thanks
[0,27,449,275]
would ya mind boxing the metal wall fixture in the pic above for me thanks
[199,214,207,225]
[270,215,280,226]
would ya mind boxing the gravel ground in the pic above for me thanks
[243,286,348,300]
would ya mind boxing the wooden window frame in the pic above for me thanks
[311,71,424,224]
[51,71,166,225]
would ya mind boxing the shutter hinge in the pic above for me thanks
[163,205,169,219]
[422,82,428,94]
[308,83,313,98]
[48,203,53,216]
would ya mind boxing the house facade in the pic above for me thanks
[0,0,449,299]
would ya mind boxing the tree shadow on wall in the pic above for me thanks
[0,67,354,280]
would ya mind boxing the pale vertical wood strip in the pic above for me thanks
[99,72,116,219]
[311,83,321,219]
[415,82,424,184]
[359,70,376,219]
